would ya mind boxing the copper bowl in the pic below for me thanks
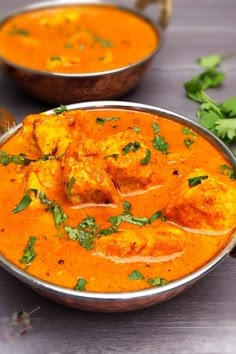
[0,100,235,312]
[0,0,171,104]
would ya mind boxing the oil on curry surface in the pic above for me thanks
[0,108,235,292]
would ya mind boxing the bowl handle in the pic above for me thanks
[135,0,172,29]
[0,107,17,136]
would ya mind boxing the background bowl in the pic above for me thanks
[0,100,235,312]
[0,0,171,104]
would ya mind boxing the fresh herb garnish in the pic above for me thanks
[66,176,76,197]
[128,270,144,280]
[153,135,169,154]
[19,236,37,266]
[128,270,169,287]
[64,42,73,48]
[140,149,151,165]
[104,154,119,160]
[93,34,113,47]
[50,55,62,61]
[39,192,67,227]
[181,127,197,136]
[65,216,98,250]
[74,278,87,291]
[152,122,160,134]
[133,126,141,133]
[96,116,120,125]
[147,277,169,287]
[53,104,68,115]
[123,201,131,212]
[8,28,29,36]
[184,138,195,149]
[0,151,32,166]
[122,141,141,154]
[184,53,236,146]
[188,175,208,187]
[12,189,38,214]
[149,210,166,223]
[109,214,149,227]
[220,164,236,180]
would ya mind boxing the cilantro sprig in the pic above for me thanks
[19,236,37,266]
[128,269,169,287]
[184,53,236,146]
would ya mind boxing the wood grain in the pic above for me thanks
[0,1,236,353]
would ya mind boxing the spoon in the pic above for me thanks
[0,106,17,136]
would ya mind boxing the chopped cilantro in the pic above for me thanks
[188,175,208,187]
[8,28,29,36]
[149,210,166,223]
[128,270,144,280]
[184,138,195,149]
[147,277,169,287]
[96,116,120,125]
[53,104,68,115]
[74,278,87,291]
[66,176,76,197]
[152,122,160,134]
[122,141,141,154]
[153,135,169,154]
[39,192,67,227]
[11,189,38,214]
[220,164,236,180]
[140,149,151,165]
[19,236,37,266]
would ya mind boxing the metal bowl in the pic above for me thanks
[0,0,171,104]
[0,100,235,312]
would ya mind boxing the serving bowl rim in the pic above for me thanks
[0,100,235,302]
[0,0,163,78]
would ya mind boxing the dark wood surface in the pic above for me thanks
[0,1,236,353]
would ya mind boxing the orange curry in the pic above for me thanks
[0,107,235,292]
[0,5,159,74]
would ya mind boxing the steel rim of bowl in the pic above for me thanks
[0,100,236,302]
[0,0,163,78]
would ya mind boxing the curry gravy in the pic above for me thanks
[0,108,235,292]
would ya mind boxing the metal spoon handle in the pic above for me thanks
[0,107,17,136]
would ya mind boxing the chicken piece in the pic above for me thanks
[33,110,87,156]
[24,159,63,208]
[20,114,42,157]
[39,10,80,26]
[93,225,185,260]
[63,140,116,205]
[101,131,163,193]
[165,168,236,231]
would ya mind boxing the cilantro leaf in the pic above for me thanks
[65,216,98,250]
[128,270,144,280]
[66,176,76,197]
[39,192,67,227]
[147,277,169,287]
[12,189,38,214]
[197,53,233,69]
[188,175,208,187]
[74,278,87,291]
[153,135,169,154]
[140,149,151,164]
[221,96,236,117]
[215,118,236,141]
[19,236,37,266]
[53,105,67,115]
[96,116,120,125]
[220,164,236,180]
[149,210,166,223]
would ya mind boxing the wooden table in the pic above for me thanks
[0,1,236,353]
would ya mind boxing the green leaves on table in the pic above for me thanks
[184,53,236,146]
